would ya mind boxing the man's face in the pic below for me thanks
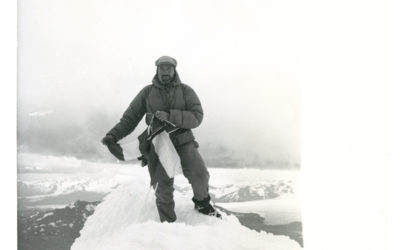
[157,64,175,84]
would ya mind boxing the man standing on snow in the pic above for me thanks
[101,56,221,222]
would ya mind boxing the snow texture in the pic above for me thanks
[72,181,301,250]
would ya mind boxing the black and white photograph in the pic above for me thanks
[17,1,302,249]
[2,0,395,249]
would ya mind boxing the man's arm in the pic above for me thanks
[168,85,203,129]
[106,86,149,141]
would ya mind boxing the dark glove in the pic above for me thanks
[137,155,148,167]
[101,135,125,161]
[155,110,169,122]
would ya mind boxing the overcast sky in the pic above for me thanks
[18,0,302,163]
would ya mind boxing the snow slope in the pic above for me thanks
[72,180,302,250]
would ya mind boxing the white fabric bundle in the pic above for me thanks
[121,131,182,178]
[152,131,182,178]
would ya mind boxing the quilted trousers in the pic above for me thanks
[148,141,210,222]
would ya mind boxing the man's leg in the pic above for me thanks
[177,141,221,218]
[177,141,210,201]
[149,160,177,223]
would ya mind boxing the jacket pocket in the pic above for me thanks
[170,130,195,147]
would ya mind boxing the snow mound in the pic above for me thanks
[72,181,301,250]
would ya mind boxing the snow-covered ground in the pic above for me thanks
[218,194,301,225]
[71,181,302,250]
[18,152,302,249]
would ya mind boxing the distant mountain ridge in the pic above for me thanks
[210,182,294,202]
[19,177,297,210]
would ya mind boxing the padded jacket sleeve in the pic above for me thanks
[168,85,203,129]
[106,86,149,141]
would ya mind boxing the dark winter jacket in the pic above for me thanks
[107,72,203,147]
